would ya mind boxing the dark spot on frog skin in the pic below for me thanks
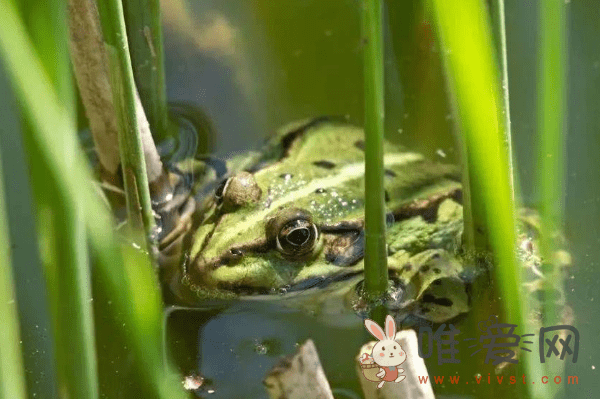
[422,293,453,307]
[392,188,462,223]
[278,116,333,158]
[279,173,293,179]
[314,188,327,194]
[325,230,365,266]
[432,279,443,286]
[385,169,397,177]
[419,265,430,273]
[402,264,413,272]
[433,268,441,274]
[354,140,365,151]
[288,271,362,292]
[312,160,336,169]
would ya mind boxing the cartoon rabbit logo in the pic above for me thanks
[361,315,407,389]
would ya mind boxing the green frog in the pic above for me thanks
[158,117,569,326]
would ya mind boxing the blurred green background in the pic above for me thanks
[1,0,598,398]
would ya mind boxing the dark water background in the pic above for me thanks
[1,0,598,398]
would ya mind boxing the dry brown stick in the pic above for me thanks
[264,339,334,399]
[68,0,163,184]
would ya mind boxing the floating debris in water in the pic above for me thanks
[255,341,268,355]
[436,149,447,158]
[183,374,204,390]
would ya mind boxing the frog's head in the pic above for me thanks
[166,120,473,323]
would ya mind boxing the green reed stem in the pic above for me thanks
[362,0,388,299]
[0,4,185,397]
[429,0,521,322]
[96,0,156,240]
[0,148,27,399]
[123,0,169,142]
[429,1,546,397]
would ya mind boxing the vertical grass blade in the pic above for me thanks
[96,0,156,240]
[123,0,169,142]
[0,3,185,397]
[0,148,27,399]
[428,1,547,397]
[429,0,521,323]
[16,0,99,396]
[362,0,388,299]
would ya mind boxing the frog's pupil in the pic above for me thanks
[287,227,310,246]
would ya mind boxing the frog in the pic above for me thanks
[157,117,571,327]
[156,117,480,325]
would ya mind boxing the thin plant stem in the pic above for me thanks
[496,0,515,200]
[123,0,169,142]
[538,1,567,395]
[362,0,388,299]
[0,148,27,399]
[538,0,566,328]
[96,0,156,241]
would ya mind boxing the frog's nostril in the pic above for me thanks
[230,248,243,256]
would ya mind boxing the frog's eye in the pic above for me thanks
[214,172,262,212]
[277,219,319,256]
[266,208,319,258]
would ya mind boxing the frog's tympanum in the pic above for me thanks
[158,118,569,326]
